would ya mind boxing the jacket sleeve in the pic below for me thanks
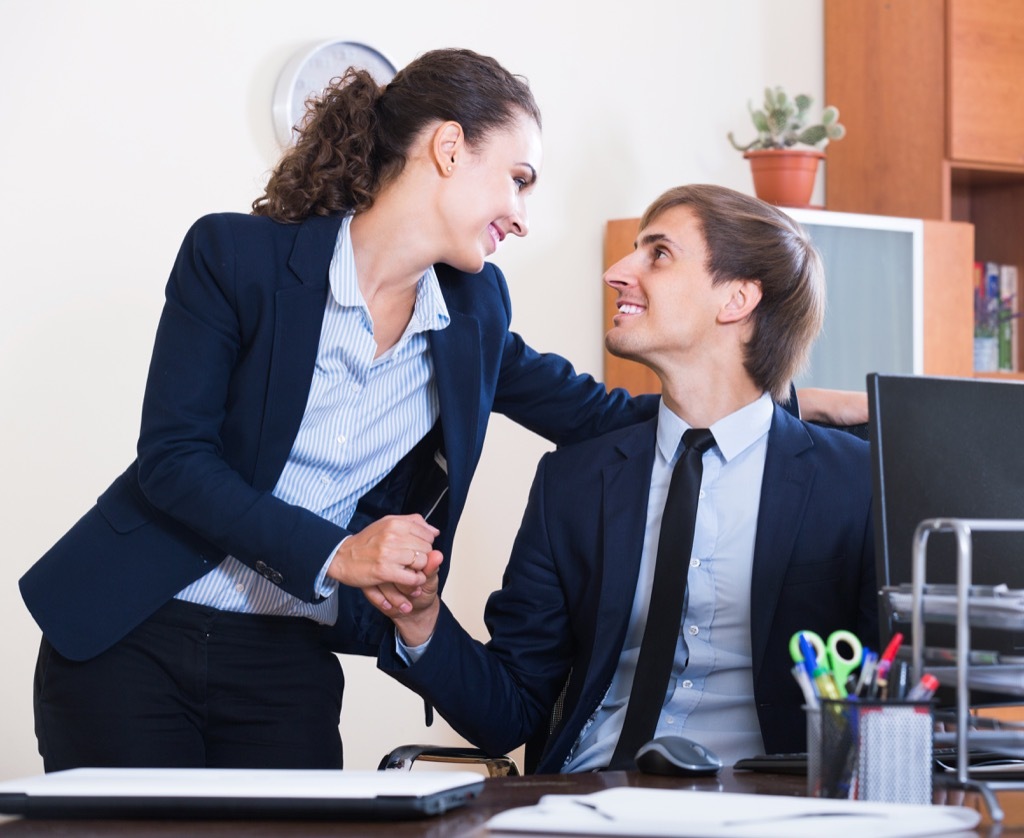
[379,453,573,756]
[133,215,346,601]
[486,265,659,446]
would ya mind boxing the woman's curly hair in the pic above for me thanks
[252,48,541,223]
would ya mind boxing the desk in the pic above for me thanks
[0,768,1016,836]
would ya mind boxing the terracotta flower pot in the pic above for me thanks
[744,148,826,208]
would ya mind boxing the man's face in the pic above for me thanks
[604,205,737,372]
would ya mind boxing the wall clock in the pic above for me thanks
[273,40,397,146]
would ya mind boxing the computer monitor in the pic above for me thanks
[868,372,1024,658]
[787,208,923,392]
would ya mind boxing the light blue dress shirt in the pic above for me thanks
[175,214,450,623]
[564,393,773,770]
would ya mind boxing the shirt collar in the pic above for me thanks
[657,391,774,465]
[329,215,450,333]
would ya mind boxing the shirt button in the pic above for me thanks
[698,489,706,499]
[321,475,332,485]
[690,558,700,568]
[336,434,347,445]
[350,382,361,393]
[682,680,693,689]
[666,716,675,725]
[688,625,699,636]
[235,583,245,593]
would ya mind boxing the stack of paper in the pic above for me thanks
[486,788,979,837]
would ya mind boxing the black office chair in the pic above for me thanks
[379,682,569,776]
[378,744,521,777]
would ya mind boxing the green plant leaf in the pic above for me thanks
[797,125,827,146]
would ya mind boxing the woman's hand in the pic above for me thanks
[328,514,440,612]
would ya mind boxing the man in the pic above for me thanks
[375,184,878,772]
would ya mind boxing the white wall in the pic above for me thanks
[0,0,824,779]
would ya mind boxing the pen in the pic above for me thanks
[853,649,877,698]
[894,659,910,700]
[797,632,819,683]
[791,663,819,709]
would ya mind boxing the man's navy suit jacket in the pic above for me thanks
[380,405,879,772]
[20,212,654,662]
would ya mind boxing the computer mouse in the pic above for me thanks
[634,735,723,777]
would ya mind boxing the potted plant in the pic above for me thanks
[728,86,846,208]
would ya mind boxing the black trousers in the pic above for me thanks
[33,600,344,771]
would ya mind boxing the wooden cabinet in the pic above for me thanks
[602,212,973,395]
[948,0,1024,166]
[824,0,1024,374]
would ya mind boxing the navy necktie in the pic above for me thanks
[608,427,716,769]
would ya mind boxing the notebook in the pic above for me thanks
[0,768,484,820]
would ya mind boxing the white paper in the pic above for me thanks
[485,787,980,838]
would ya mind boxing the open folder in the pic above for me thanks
[0,768,484,820]
[485,788,980,837]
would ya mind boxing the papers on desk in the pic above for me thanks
[883,583,1024,631]
[485,788,980,837]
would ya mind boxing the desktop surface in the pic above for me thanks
[0,768,1012,836]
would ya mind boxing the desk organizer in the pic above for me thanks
[808,699,934,804]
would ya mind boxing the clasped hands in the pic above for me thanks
[328,513,443,642]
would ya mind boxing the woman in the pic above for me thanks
[23,47,657,773]
[21,48,855,772]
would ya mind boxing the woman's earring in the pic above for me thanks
[446,165,452,172]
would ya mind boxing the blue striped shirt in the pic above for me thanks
[175,214,450,623]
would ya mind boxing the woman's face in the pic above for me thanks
[437,112,543,273]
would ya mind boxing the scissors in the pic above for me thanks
[788,630,863,698]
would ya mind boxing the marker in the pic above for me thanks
[906,673,940,701]
[871,632,903,699]
[876,632,904,681]
[811,662,843,703]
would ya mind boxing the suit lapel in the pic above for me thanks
[749,406,816,680]
[594,419,659,670]
[429,308,482,521]
[253,216,341,489]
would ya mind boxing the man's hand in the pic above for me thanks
[795,387,869,426]
[365,552,444,647]
[328,514,439,612]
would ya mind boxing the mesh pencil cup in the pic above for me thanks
[804,704,821,797]
[811,699,934,805]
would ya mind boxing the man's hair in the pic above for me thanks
[640,184,825,402]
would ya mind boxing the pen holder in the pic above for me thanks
[808,699,933,804]
[804,704,821,798]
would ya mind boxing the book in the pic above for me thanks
[1001,263,1020,371]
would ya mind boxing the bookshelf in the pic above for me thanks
[824,0,1024,376]
[602,210,973,395]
